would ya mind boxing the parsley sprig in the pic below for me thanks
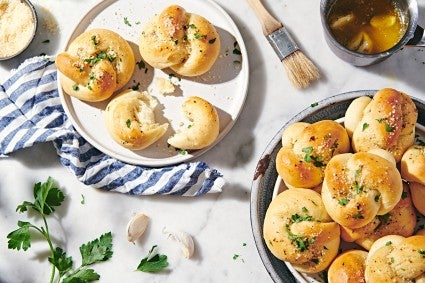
[7,177,113,283]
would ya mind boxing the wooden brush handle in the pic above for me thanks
[247,0,282,35]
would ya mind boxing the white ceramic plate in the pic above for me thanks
[58,0,249,167]
[250,90,425,283]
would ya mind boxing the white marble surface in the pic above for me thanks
[0,0,425,282]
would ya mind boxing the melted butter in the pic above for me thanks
[327,0,408,54]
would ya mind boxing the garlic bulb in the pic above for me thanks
[127,213,149,243]
[162,227,195,259]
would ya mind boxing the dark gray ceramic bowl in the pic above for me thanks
[250,90,425,283]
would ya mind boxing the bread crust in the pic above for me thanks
[104,90,168,150]
[340,183,416,250]
[56,29,135,102]
[365,235,425,282]
[321,151,403,229]
[139,5,220,77]
[167,96,219,150]
[347,88,417,162]
[327,250,368,283]
[263,188,340,273]
[276,120,350,189]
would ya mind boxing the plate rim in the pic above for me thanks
[250,89,425,283]
[57,0,250,167]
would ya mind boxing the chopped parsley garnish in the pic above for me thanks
[401,191,408,199]
[131,82,140,91]
[286,225,315,252]
[291,213,313,223]
[354,182,363,194]
[362,123,369,131]
[126,119,131,128]
[233,48,242,55]
[72,84,79,91]
[376,118,387,123]
[233,254,239,260]
[91,35,98,49]
[338,198,348,206]
[302,146,325,167]
[177,149,188,155]
[385,241,392,246]
[385,123,394,132]
[107,54,116,62]
[390,257,395,263]
[374,194,381,202]
[418,249,425,258]
[302,207,308,213]
[136,60,146,70]
[84,51,115,65]
[168,73,181,81]
[208,38,216,44]
[378,213,390,224]
[311,258,320,264]
[124,17,132,26]
[189,24,196,29]
[352,211,364,219]
[310,102,318,107]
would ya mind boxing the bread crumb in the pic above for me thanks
[0,0,35,58]
[156,77,175,94]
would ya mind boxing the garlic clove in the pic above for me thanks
[127,213,149,243]
[162,227,195,259]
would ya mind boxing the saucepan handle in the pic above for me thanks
[407,25,425,46]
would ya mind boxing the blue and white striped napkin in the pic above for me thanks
[0,56,225,196]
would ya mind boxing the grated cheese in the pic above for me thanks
[0,0,35,58]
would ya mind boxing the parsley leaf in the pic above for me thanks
[7,221,32,251]
[80,232,113,266]
[16,177,65,216]
[48,247,73,277]
[62,268,100,283]
[137,245,169,272]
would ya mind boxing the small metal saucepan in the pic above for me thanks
[320,0,424,66]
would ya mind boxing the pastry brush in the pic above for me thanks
[247,0,320,88]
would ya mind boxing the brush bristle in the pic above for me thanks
[282,50,320,89]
